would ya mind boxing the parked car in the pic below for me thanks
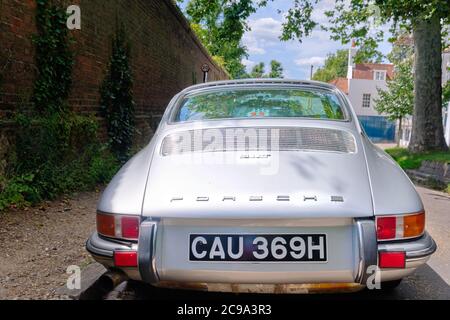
[86,79,436,293]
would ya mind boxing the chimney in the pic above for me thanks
[347,40,357,79]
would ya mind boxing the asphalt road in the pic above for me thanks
[104,186,450,300]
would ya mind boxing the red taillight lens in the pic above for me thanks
[379,251,405,268]
[120,216,140,239]
[97,212,140,240]
[376,212,425,241]
[114,251,138,267]
[376,216,396,240]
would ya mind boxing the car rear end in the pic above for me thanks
[86,80,436,293]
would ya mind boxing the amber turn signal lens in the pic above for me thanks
[403,212,425,238]
[97,212,115,238]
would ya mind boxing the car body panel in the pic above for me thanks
[89,79,436,292]
[141,122,374,218]
[360,135,424,215]
[97,139,156,215]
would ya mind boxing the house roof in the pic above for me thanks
[329,77,348,94]
[353,63,394,80]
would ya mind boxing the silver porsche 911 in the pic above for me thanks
[86,79,436,294]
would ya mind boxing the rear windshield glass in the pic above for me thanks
[173,88,345,122]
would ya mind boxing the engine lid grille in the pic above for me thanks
[161,127,356,156]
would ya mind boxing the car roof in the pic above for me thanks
[180,78,337,94]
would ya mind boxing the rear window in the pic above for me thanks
[173,88,346,122]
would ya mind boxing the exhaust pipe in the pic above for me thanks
[99,270,129,291]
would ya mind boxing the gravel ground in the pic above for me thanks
[0,185,447,300]
[0,191,99,300]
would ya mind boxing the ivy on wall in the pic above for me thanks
[33,0,73,114]
[100,25,136,162]
[0,0,119,211]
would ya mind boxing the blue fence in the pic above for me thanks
[358,116,396,143]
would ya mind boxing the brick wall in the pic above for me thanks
[0,0,228,155]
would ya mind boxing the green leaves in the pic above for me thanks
[268,60,284,78]
[374,41,414,122]
[312,50,348,83]
[100,25,135,163]
[184,0,259,78]
[245,60,284,78]
[33,0,73,114]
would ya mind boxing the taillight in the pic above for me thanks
[97,212,140,240]
[376,212,425,241]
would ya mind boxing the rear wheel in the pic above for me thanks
[380,279,402,291]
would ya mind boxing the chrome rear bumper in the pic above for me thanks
[86,218,437,288]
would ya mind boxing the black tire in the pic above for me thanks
[380,279,402,291]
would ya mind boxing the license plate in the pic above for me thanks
[189,234,327,262]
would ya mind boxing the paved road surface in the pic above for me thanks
[103,186,450,300]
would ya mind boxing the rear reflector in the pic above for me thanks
[379,251,405,269]
[114,251,138,267]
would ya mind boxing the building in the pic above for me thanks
[330,45,396,142]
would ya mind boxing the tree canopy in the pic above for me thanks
[246,60,284,78]
[268,60,284,78]
[180,0,450,152]
[312,49,348,83]
[181,0,259,78]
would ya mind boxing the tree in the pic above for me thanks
[181,0,258,78]
[375,58,414,146]
[278,0,449,152]
[268,60,284,78]
[182,1,449,151]
[250,62,265,78]
[312,49,348,82]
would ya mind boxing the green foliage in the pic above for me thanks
[33,0,73,114]
[0,114,120,211]
[0,1,121,211]
[443,81,450,107]
[250,62,265,78]
[244,60,284,79]
[312,50,348,83]
[182,0,259,78]
[385,147,450,170]
[0,174,40,210]
[375,57,414,122]
[268,60,284,78]
[100,26,135,163]
[279,0,449,58]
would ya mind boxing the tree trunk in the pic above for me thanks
[409,15,448,153]
[397,117,402,147]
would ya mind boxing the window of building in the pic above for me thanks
[374,70,386,81]
[362,94,371,108]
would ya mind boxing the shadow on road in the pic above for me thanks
[112,264,450,300]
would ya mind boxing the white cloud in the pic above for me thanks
[242,17,283,55]
[242,58,256,69]
[294,56,326,66]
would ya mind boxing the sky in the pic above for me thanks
[179,0,393,80]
